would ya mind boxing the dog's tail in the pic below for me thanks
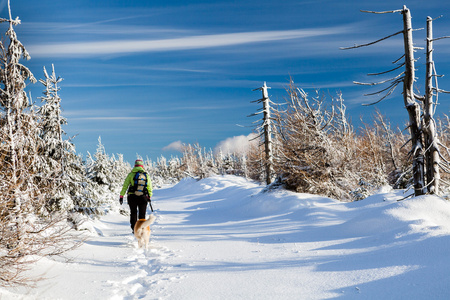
[142,214,156,228]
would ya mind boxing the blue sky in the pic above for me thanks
[3,0,450,163]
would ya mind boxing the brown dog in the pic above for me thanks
[133,214,156,249]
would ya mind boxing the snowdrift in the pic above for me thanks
[2,175,450,299]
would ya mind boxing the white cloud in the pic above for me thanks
[162,140,184,152]
[70,117,152,121]
[28,27,347,57]
[214,133,258,155]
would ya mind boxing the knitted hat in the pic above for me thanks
[135,159,144,167]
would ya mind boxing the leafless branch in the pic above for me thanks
[340,30,404,50]
[361,9,403,14]
[436,88,450,94]
[355,72,404,86]
[368,63,405,76]
[361,82,399,106]
[393,54,405,64]
[431,36,450,42]
[414,93,425,101]
[363,78,402,96]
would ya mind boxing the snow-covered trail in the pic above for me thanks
[150,176,319,299]
[3,175,450,299]
[0,209,179,300]
[150,176,342,299]
[149,176,450,299]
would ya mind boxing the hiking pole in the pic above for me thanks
[148,199,154,212]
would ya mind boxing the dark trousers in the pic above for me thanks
[127,194,148,230]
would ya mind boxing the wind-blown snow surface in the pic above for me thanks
[2,175,450,299]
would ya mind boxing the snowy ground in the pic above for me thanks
[2,175,450,299]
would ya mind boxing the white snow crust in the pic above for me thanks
[2,175,450,299]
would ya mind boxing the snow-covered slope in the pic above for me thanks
[2,175,450,299]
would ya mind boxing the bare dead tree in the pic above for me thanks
[250,82,275,185]
[342,6,426,196]
[403,7,426,196]
[421,16,450,195]
[423,16,440,194]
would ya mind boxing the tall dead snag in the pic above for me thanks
[402,6,425,196]
[422,16,450,194]
[250,82,274,185]
[423,16,440,194]
[342,6,425,196]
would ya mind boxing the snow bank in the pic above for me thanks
[388,195,450,237]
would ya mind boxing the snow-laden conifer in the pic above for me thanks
[110,153,131,189]
[0,0,79,286]
[38,65,69,160]
[88,137,112,186]
[36,65,78,212]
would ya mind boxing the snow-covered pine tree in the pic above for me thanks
[149,155,183,186]
[0,0,37,211]
[205,149,218,176]
[0,1,78,286]
[70,152,102,217]
[181,144,196,177]
[157,155,169,179]
[195,144,212,179]
[36,65,101,216]
[88,136,112,186]
[145,157,163,187]
[144,157,155,177]
[110,153,130,190]
[241,153,249,179]
[83,137,116,211]
[221,152,236,175]
[0,1,40,285]
[38,65,66,160]
[170,156,183,179]
[37,65,77,212]
[216,148,225,175]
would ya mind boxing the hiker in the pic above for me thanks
[120,159,153,232]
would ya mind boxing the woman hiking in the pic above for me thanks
[119,159,153,233]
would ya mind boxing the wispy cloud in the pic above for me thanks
[69,116,154,121]
[28,27,348,57]
[63,108,179,120]
[23,21,189,37]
